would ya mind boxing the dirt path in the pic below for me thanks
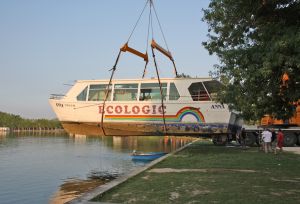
[284,147,300,155]
[148,168,257,173]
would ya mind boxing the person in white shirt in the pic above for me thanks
[262,129,272,153]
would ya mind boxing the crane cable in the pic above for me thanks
[151,0,178,77]
[142,1,152,78]
[151,1,169,53]
[149,0,167,134]
[126,0,150,43]
[100,0,174,135]
[100,0,150,135]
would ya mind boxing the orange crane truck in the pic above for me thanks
[242,73,300,147]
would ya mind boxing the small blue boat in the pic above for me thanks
[131,151,167,161]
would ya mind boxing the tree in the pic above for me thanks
[176,73,191,78]
[0,111,62,128]
[202,0,300,121]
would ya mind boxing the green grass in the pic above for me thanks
[92,142,300,203]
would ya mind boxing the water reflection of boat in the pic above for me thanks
[0,127,10,136]
[0,131,9,136]
[131,151,167,161]
[49,178,105,204]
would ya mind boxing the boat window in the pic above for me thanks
[188,82,210,101]
[169,83,180,100]
[140,83,167,101]
[88,84,112,101]
[113,83,138,101]
[77,86,88,101]
[203,80,222,100]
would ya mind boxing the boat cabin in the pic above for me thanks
[64,77,222,103]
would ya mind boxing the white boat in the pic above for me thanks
[49,1,242,143]
[49,77,241,142]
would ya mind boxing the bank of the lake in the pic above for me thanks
[94,141,300,204]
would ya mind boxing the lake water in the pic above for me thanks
[0,132,193,203]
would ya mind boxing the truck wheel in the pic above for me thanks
[296,133,300,146]
[212,135,227,146]
[245,132,256,146]
[284,132,297,147]
[256,135,260,146]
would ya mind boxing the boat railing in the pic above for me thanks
[49,94,65,100]
[191,93,210,101]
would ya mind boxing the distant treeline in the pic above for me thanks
[0,111,62,128]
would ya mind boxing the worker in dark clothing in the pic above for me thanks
[241,128,246,148]
[271,128,276,151]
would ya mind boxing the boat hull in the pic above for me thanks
[61,121,231,136]
[131,152,167,161]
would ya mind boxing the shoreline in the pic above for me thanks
[0,128,66,136]
[67,139,199,204]
[71,141,300,204]
[1,128,65,132]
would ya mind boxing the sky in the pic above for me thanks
[0,0,218,119]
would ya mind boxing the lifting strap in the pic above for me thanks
[151,40,178,77]
[151,45,167,135]
[100,50,122,136]
[142,60,149,78]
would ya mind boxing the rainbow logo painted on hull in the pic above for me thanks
[105,107,205,123]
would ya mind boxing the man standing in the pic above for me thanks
[262,129,272,153]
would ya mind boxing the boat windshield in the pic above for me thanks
[76,86,88,101]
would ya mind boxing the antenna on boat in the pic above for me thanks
[100,0,178,135]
